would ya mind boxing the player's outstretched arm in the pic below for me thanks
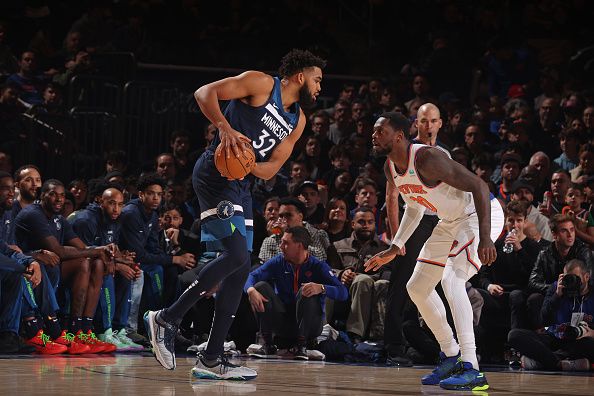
[194,71,274,159]
[251,109,307,180]
[416,147,496,264]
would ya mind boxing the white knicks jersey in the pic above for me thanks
[388,143,475,221]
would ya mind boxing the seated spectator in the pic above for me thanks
[0,171,15,244]
[119,174,195,310]
[68,178,88,211]
[350,178,382,234]
[294,181,325,227]
[164,179,193,230]
[246,226,347,359]
[510,178,553,242]
[529,151,554,200]
[296,135,328,181]
[497,153,521,203]
[155,153,177,181]
[539,170,571,218]
[554,129,581,171]
[570,144,594,185]
[528,214,594,328]
[14,179,115,353]
[509,259,594,371]
[563,184,594,247]
[259,198,330,264]
[321,197,351,243]
[475,201,541,359]
[6,51,46,106]
[70,187,143,351]
[308,110,334,156]
[169,130,193,180]
[326,207,390,343]
[104,150,128,175]
[287,159,310,196]
[0,242,38,353]
[327,170,353,200]
[328,100,355,145]
[322,145,354,187]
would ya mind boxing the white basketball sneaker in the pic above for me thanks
[191,353,257,381]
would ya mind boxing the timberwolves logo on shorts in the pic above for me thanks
[216,200,235,220]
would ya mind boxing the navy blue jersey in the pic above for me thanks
[14,203,77,252]
[69,203,121,246]
[213,77,300,161]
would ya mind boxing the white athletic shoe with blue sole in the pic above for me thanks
[191,353,257,381]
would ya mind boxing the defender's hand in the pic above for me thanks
[364,245,403,273]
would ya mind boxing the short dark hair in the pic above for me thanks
[353,206,374,217]
[88,178,111,201]
[137,173,166,192]
[280,197,306,215]
[278,49,326,79]
[159,202,182,216]
[14,164,41,182]
[41,179,64,194]
[549,213,574,233]
[0,171,12,180]
[170,130,190,143]
[505,200,528,218]
[552,169,571,179]
[105,150,127,166]
[379,112,411,139]
[285,226,312,250]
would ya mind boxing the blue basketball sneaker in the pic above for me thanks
[421,352,462,385]
[439,361,489,391]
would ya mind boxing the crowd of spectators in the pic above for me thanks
[0,0,593,371]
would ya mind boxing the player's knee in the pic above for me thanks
[78,258,91,275]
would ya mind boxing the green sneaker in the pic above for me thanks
[113,330,144,351]
[98,328,133,352]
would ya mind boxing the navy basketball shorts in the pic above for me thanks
[192,150,254,252]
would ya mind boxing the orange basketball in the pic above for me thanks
[214,143,256,180]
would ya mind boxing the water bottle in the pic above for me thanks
[503,229,516,254]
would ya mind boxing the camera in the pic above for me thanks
[561,273,582,298]
[564,321,589,340]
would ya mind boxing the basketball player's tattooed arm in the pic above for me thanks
[194,71,274,159]
[250,109,307,180]
[415,147,497,265]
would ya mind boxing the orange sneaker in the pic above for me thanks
[75,330,107,353]
[55,330,91,354]
[85,330,116,353]
[25,330,68,355]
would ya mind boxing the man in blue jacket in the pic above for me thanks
[119,174,195,312]
[245,226,348,360]
[71,187,143,351]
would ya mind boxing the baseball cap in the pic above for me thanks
[295,180,318,196]
[511,178,535,194]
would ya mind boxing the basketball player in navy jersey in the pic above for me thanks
[145,49,325,380]
[365,112,503,391]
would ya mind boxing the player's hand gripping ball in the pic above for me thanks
[215,143,256,180]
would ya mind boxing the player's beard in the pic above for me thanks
[372,145,391,158]
[298,85,315,109]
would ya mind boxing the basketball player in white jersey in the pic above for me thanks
[365,112,504,391]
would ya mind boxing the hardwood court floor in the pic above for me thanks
[1,354,593,395]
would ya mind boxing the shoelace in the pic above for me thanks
[62,332,76,343]
[156,318,177,351]
[39,332,51,346]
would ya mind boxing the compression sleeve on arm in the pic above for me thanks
[391,205,425,249]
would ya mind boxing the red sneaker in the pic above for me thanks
[75,330,107,354]
[54,330,91,354]
[86,330,116,353]
[25,330,67,355]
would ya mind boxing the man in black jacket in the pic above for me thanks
[475,201,541,360]
[527,214,594,328]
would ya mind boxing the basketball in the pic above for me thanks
[214,143,256,180]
